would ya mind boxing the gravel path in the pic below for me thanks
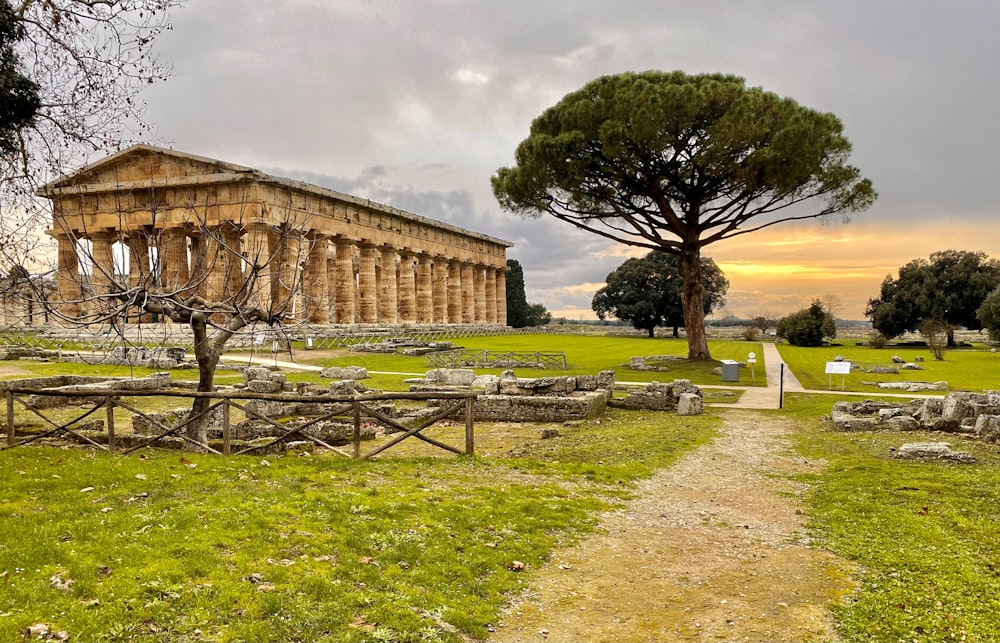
[488,409,857,643]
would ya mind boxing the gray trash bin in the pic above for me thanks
[720,359,740,382]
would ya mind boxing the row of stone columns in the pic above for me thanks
[52,227,508,326]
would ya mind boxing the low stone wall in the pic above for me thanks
[474,389,610,422]
[1,373,174,409]
[830,391,1000,443]
[612,379,704,414]
[412,368,615,422]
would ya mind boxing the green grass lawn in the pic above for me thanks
[0,409,717,643]
[776,343,1000,392]
[287,334,767,390]
[781,393,1000,642]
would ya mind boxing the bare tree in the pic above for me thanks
[751,310,775,333]
[0,0,179,280]
[39,180,315,448]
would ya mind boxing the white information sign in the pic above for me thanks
[825,361,851,375]
[825,361,851,390]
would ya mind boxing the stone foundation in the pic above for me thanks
[831,391,1000,443]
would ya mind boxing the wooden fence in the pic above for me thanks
[3,387,477,459]
[424,349,567,370]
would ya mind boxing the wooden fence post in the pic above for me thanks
[6,391,14,448]
[105,397,116,452]
[352,400,361,459]
[465,396,475,456]
[222,400,231,455]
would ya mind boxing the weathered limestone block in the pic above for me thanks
[472,375,499,394]
[876,381,948,392]
[321,366,369,380]
[676,393,703,416]
[671,379,700,396]
[871,365,899,374]
[243,366,272,383]
[942,393,977,425]
[597,370,616,389]
[246,380,282,394]
[329,380,366,396]
[916,398,944,422]
[884,415,921,431]
[425,368,476,386]
[575,375,599,391]
[831,411,880,432]
[893,442,975,463]
[975,414,1000,443]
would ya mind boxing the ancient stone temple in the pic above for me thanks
[38,145,511,326]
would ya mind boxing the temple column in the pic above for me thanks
[221,224,244,300]
[90,232,116,297]
[447,261,462,323]
[415,254,433,324]
[159,227,189,294]
[55,233,82,318]
[325,243,337,321]
[358,243,378,323]
[126,232,151,290]
[485,267,498,323]
[333,238,356,323]
[243,223,271,313]
[201,229,226,302]
[473,264,486,322]
[269,229,301,317]
[397,252,416,323]
[460,262,474,323]
[497,267,508,326]
[378,246,398,324]
[432,258,448,323]
[304,232,329,323]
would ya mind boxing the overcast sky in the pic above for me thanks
[134,0,1000,320]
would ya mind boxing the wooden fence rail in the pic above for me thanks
[3,388,477,459]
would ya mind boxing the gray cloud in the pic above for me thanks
[133,1,1000,318]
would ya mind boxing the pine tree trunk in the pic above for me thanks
[680,246,712,360]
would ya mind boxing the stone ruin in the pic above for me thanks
[408,368,614,422]
[131,366,380,452]
[407,369,705,421]
[611,379,705,416]
[830,391,1000,444]
[349,339,459,355]
[628,355,685,372]
[0,372,177,410]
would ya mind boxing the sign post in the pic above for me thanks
[825,361,851,390]
[747,352,757,383]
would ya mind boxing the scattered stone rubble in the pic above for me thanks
[890,442,976,463]
[131,366,380,451]
[408,369,704,420]
[628,355,685,372]
[830,391,1000,444]
[348,339,458,355]
[611,379,705,416]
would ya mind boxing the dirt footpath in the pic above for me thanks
[489,409,857,643]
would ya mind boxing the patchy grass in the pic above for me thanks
[0,409,718,642]
[782,393,1000,642]
[776,343,1000,392]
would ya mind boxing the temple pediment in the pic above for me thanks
[38,145,259,195]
